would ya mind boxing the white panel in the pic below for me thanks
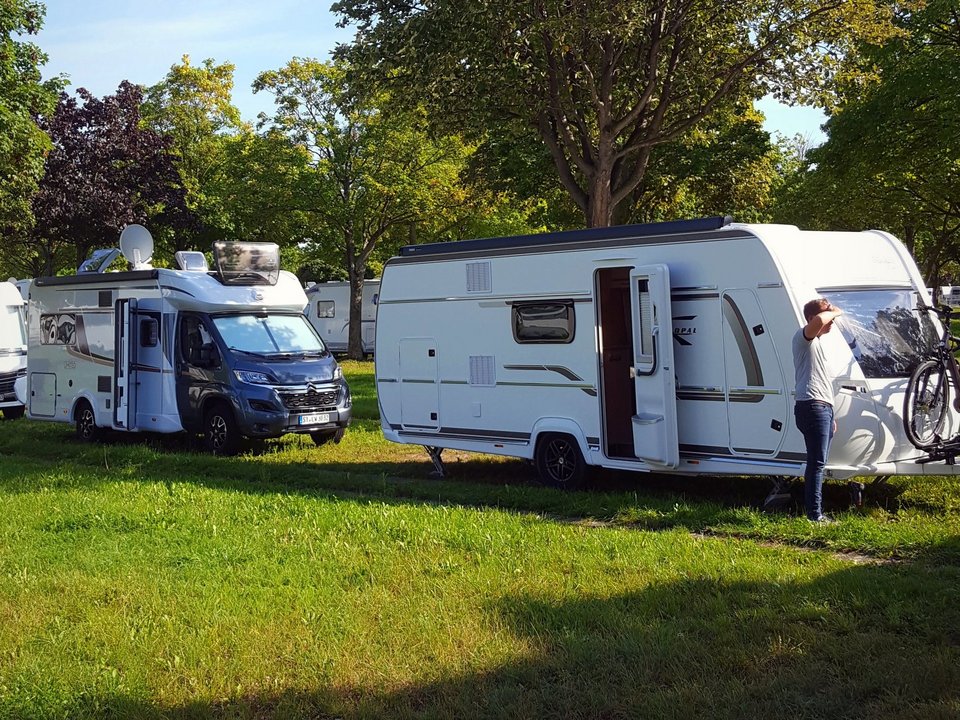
[469,355,496,386]
[466,262,492,293]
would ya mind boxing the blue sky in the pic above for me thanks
[37,0,826,142]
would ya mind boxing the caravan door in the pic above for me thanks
[629,265,679,468]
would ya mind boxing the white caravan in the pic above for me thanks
[27,227,352,454]
[0,280,27,419]
[304,280,380,354]
[375,216,954,488]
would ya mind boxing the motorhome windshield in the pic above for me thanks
[213,314,326,356]
[0,306,26,352]
[823,288,937,378]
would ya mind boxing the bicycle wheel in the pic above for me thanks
[903,358,950,448]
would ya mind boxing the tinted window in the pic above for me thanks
[822,288,937,378]
[512,302,575,344]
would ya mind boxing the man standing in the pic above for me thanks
[793,298,843,522]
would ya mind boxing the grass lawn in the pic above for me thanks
[0,361,958,718]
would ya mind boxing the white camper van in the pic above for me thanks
[0,280,27,419]
[304,280,379,354]
[27,227,352,454]
[375,216,953,488]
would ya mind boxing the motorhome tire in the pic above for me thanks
[2,406,24,420]
[903,359,949,448]
[535,433,586,489]
[74,400,100,442]
[204,403,242,456]
[310,428,344,447]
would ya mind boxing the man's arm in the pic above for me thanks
[802,305,843,340]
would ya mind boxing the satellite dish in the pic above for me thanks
[119,224,154,270]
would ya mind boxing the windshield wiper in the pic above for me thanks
[228,347,272,359]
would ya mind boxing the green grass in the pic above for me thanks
[0,361,958,718]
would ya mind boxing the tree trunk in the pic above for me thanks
[587,164,614,228]
[346,263,365,361]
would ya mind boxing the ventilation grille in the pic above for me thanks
[466,262,492,293]
[469,356,496,386]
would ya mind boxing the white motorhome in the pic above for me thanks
[375,216,953,488]
[27,227,352,454]
[0,280,27,419]
[304,280,380,354]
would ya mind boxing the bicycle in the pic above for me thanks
[902,303,960,449]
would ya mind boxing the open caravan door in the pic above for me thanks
[630,264,679,468]
[114,298,135,430]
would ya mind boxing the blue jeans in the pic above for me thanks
[794,400,835,520]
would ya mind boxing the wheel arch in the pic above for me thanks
[70,393,101,424]
[530,417,595,465]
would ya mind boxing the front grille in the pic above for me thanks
[279,387,340,411]
[0,371,16,395]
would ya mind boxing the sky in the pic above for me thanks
[35,0,827,143]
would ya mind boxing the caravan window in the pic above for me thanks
[40,314,76,345]
[512,302,575,344]
[316,300,335,319]
[822,288,938,378]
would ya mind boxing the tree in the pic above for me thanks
[19,82,191,276]
[334,0,900,228]
[254,58,479,359]
[0,0,61,275]
[143,56,247,252]
[773,0,959,286]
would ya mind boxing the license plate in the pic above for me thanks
[299,413,330,425]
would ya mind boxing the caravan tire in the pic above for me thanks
[535,433,586,489]
[204,403,242,456]
[74,400,100,442]
[2,406,24,420]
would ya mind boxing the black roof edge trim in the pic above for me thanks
[34,270,160,287]
[399,216,733,258]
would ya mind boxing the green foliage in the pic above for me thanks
[142,56,248,255]
[335,0,902,227]
[0,0,61,276]
[773,0,960,285]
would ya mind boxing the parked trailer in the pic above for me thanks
[375,216,951,489]
[0,280,27,419]
[27,228,352,454]
[304,280,379,355]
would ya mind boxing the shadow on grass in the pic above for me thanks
[37,537,960,719]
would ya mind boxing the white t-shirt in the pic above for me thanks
[793,327,834,405]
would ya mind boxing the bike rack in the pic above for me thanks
[916,437,960,465]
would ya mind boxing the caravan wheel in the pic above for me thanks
[74,401,101,442]
[2,406,24,420]
[535,433,586,489]
[204,403,242,456]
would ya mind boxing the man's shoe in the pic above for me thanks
[809,514,836,525]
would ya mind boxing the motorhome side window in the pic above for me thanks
[40,314,76,345]
[512,302,575,344]
[316,300,335,318]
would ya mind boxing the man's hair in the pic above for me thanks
[803,298,832,322]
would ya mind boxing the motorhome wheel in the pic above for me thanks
[204,403,241,456]
[74,400,101,442]
[310,428,344,447]
[535,433,586,489]
[2,406,24,420]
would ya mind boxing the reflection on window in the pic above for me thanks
[823,288,937,378]
[512,302,575,343]
[213,314,326,354]
[316,300,335,319]
[40,314,76,345]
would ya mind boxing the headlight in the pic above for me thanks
[333,366,343,380]
[234,370,273,384]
